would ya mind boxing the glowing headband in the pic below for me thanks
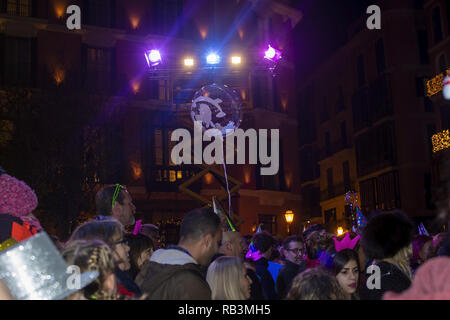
[111,184,124,207]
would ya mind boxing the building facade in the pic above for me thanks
[0,0,302,241]
[297,0,437,232]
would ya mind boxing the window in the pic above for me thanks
[84,46,115,93]
[258,214,277,235]
[375,39,386,74]
[252,73,270,110]
[83,0,115,28]
[446,0,450,34]
[438,54,447,73]
[152,0,183,36]
[327,167,334,198]
[320,97,329,123]
[441,105,450,130]
[325,132,331,156]
[341,122,347,147]
[426,124,436,156]
[3,36,35,87]
[5,0,32,16]
[336,86,345,113]
[377,171,401,210]
[417,29,430,64]
[343,161,350,190]
[324,208,337,230]
[432,7,443,44]
[256,138,284,190]
[357,55,366,88]
[359,178,377,213]
[355,122,396,177]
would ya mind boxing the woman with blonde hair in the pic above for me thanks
[286,267,347,300]
[62,240,119,300]
[361,210,414,300]
[68,218,141,297]
[207,256,252,300]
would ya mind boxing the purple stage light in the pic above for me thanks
[264,45,282,62]
[145,49,162,67]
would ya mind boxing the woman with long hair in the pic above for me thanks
[206,256,252,300]
[62,240,119,300]
[68,219,141,297]
[332,249,360,300]
[124,233,154,279]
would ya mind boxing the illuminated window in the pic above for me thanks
[169,170,176,182]
[6,0,31,17]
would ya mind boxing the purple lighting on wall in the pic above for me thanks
[264,45,282,62]
[145,49,162,67]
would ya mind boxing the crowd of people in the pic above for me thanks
[0,168,449,300]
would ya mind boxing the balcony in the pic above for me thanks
[320,183,355,202]
[144,165,200,192]
[319,139,352,160]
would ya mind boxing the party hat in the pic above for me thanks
[418,222,430,236]
[333,232,360,252]
[0,232,98,300]
[212,197,236,232]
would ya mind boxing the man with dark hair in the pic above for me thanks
[136,208,222,299]
[95,184,136,227]
[251,231,278,300]
[276,235,306,298]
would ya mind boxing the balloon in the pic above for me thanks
[190,83,242,137]
[443,75,450,100]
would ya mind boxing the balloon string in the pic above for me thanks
[222,161,232,217]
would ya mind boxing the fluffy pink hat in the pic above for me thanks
[0,174,38,217]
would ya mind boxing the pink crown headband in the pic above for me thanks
[333,232,360,252]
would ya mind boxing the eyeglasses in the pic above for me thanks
[286,248,304,254]
[114,239,128,246]
[111,184,125,207]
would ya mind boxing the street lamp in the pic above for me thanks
[285,210,294,235]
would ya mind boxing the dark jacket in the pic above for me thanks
[135,247,211,300]
[361,261,411,300]
[255,258,278,300]
[276,260,306,299]
[115,267,142,297]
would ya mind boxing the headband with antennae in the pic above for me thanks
[111,184,124,207]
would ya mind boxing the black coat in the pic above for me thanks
[276,260,306,299]
[361,261,411,300]
[255,258,278,300]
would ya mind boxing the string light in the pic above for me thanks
[426,69,450,96]
[432,129,450,153]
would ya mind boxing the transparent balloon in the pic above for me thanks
[190,83,242,137]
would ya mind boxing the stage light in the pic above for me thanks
[145,49,162,67]
[231,56,241,64]
[184,58,194,66]
[206,53,220,65]
[264,45,282,62]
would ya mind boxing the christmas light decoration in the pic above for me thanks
[432,129,450,153]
